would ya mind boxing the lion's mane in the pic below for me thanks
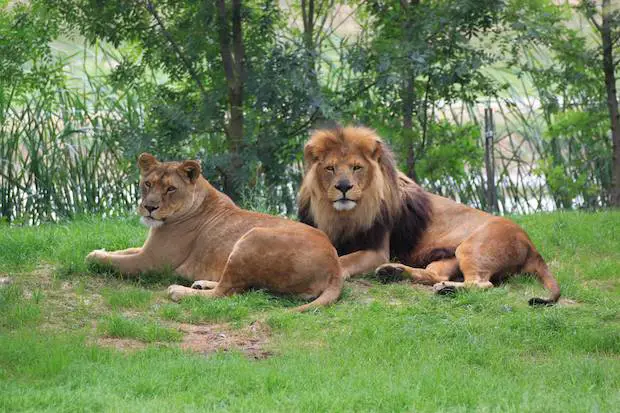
[298,126,432,260]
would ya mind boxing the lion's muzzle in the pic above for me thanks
[333,199,357,211]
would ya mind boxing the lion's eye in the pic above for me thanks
[325,165,335,172]
[167,186,176,193]
[144,181,151,188]
[352,165,363,171]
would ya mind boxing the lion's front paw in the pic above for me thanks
[375,264,406,284]
[433,282,456,295]
[168,285,191,302]
[85,249,108,263]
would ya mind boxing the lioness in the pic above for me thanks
[86,153,343,311]
[298,126,560,305]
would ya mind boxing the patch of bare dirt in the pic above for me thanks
[93,321,272,358]
[179,320,271,360]
[29,264,56,287]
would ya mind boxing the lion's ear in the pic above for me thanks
[372,139,398,178]
[303,143,317,172]
[179,160,201,183]
[138,153,159,174]
[372,139,386,161]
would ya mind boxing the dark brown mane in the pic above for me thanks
[390,176,432,262]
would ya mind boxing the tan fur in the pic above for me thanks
[299,127,561,305]
[86,153,343,311]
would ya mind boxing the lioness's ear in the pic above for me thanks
[179,160,201,183]
[138,153,159,174]
[303,142,317,172]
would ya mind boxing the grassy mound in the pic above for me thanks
[0,211,618,412]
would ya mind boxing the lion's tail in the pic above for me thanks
[292,268,344,313]
[524,252,561,306]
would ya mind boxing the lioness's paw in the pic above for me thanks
[433,282,456,295]
[85,249,108,263]
[168,285,191,302]
[375,264,406,284]
[191,280,218,290]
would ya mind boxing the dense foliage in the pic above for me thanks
[1,0,618,223]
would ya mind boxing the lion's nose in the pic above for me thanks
[335,180,353,194]
[144,205,159,213]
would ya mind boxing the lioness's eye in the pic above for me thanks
[325,165,335,172]
[167,186,176,193]
[144,181,151,188]
[352,165,363,171]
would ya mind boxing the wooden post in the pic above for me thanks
[484,107,498,213]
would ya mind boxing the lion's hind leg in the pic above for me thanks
[432,279,494,295]
[375,258,459,285]
[167,283,241,302]
[433,218,530,297]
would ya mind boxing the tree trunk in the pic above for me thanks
[216,0,245,199]
[601,0,620,206]
[401,0,419,182]
[403,76,419,182]
[301,0,327,126]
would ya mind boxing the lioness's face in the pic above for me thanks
[316,150,375,212]
[137,153,201,228]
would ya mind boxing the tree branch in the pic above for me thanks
[142,0,207,97]
[589,15,602,33]
[317,1,367,45]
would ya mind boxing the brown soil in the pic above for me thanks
[178,320,271,359]
[95,320,272,359]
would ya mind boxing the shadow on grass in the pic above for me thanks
[159,290,308,324]
[58,261,191,288]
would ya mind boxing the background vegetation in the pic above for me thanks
[1,0,619,224]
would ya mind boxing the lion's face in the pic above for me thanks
[303,127,391,214]
[315,149,375,212]
[137,153,201,228]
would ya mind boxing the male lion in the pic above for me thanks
[86,153,343,311]
[298,126,560,305]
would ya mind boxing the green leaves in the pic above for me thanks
[417,122,483,185]
[1,0,617,218]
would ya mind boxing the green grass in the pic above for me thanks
[0,211,619,412]
[97,315,182,343]
[0,285,42,329]
[102,287,154,310]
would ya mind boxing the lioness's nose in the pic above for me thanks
[144,205,159,213]
[335,180,353,194]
